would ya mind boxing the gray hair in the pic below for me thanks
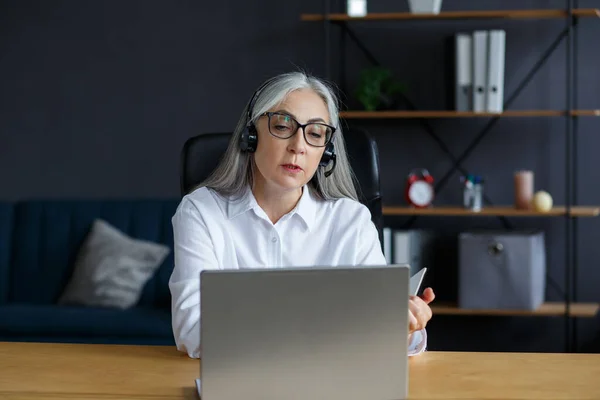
[199,71,359,202]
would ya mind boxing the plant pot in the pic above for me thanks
[408,0,442,14]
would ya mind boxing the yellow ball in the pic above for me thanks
[532,191,553,212]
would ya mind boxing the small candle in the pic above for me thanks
[514,170,534,209]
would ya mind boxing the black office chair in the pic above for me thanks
[180,128,384,246]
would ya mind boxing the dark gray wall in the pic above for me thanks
[0,0,324,198]
[1,0,598,352]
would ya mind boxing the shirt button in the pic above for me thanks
[271,237,277,243]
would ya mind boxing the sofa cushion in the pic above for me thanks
[0,304,174,339]
[10,200,179,308]
[0,202,14,305]
[58,219,170,309]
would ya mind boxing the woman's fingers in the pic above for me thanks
[409,296,433,333]
[409,309,418,332]
[408,287,436,333]
[421,287,436,304]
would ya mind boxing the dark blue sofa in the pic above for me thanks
[0,199,180,345]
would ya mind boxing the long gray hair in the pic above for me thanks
[199,71,359,202]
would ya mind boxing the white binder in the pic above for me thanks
[454,33,472,111]
[486,29,506,113]
[393,231,411,268]
[392,230,436,277]
[383,227,392,264]
[472,30,488,113]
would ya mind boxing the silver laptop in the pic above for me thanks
[199,264,419,400]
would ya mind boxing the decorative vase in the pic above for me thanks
[407,0,442,14]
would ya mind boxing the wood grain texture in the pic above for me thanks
[339,110,600,118]
[0,343,198,399]
[408,351,600,399]
[431,302,600,317]
[1,342,600,399]
[301,8,600,21]
[382,206,600,217]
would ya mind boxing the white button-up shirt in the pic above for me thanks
[169,184,427,359]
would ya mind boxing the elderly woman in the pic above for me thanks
[169,71,435,359]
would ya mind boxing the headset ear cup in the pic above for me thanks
[240,125,258,153]
[319,142,335,167]
[247,126,257,152]
[240,127,249,151]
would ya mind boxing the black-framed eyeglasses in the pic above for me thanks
[259,111,336,148]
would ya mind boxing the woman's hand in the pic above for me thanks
[409,287,435,334]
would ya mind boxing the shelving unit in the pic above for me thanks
[340,110,600,118]
[382,206,600,217]
[432,302,600,318]
[302,2,600,352]
[301,8,600,21]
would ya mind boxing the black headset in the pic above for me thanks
[239,79,337,177]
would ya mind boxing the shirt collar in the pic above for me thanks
[226,185,318,231]
[292,185,317,232]
[225,185,258,220]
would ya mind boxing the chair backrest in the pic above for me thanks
[180,129,384,247]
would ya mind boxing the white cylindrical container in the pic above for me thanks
[472,183,483,212]
[407,0,442,14]
[347,0,367,17]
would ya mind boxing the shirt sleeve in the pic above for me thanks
[354,206,387,266]
[408,329,428,356]
[353,206,427,356]
[169,197,219,359]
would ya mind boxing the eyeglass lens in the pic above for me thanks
[268,113,332,147]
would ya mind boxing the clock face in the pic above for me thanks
[408,181,434,206]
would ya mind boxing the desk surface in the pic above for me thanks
[1,341,599,399]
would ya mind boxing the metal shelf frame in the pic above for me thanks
[312,0,591,353]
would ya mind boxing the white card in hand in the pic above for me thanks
[410,268,427,296]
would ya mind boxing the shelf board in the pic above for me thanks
[570,110,600,117]
[301,8,600,21]
[382,206,600,217]
[431,302,600,317]
[340,110,600,119]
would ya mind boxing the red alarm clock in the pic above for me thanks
[405,169,435,208]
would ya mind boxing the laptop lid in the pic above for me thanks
[200,265,412,400]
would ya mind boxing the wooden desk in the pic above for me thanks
[1,341,599,399]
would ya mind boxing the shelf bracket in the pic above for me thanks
[334,25,517,229]
[401,25,572,231]
[337,23,380,68]
[332,23,512,228]
[323,0,583,354]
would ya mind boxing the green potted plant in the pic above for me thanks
[354,67,407,111]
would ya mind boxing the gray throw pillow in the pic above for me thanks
[58,219,170,309]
